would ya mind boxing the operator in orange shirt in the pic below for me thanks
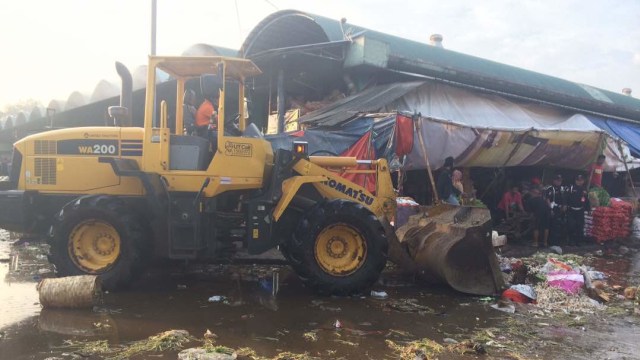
[195,95,218,138]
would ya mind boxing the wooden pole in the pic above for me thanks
[415,117,439,204]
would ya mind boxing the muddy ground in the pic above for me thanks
[0,229,639,360]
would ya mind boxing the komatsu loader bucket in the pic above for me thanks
[388,204,504,296]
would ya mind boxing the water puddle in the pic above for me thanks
[0,231,44,330]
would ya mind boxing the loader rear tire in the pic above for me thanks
[49,195,149,290]
[286,199,388,295]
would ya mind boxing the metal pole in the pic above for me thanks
[616,139,637,198]
[276,68,285,134]
[151,0,157,55]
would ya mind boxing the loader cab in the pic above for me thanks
[140,56,273,196]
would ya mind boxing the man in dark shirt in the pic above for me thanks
[544,174,566,245]
[566,174,589,246]
[528,187,550,247]
[436,156,460,205]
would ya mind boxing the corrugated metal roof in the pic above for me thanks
[298,81,423,127]
[242,10,640,122]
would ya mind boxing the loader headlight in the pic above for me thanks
[293,141,308,155]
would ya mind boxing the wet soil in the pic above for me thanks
[0,231,639,360]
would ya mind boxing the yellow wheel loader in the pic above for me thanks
[0,56,397,294]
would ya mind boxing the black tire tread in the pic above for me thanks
[284,199,388,295]
[48,195,149,290]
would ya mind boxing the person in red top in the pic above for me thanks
[588,154,605,188]
[497,185,525,220]
[195,97,218,138]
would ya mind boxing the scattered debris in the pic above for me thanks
[113,329,193,359]
[333,339,358,346]
[385,298,435,314]
[370,290,389,299]
[204,329,218,340]
[443,337,459,344]
[548,246,563,255]
[386,338,444,359]
[178,347,237,360]
[624,286,638,300]
[534,284,605,314]
[302,331,318,342]
[55,339,111,357]
[491,300,516,313]
[506,284,537,302]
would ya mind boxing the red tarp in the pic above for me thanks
[395,114,414,156]
[340,131,376,193]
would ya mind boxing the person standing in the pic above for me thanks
[566,174,589,246]
[545,174,566,245]
[527,187,550,247]
[437,157,460,205]
[588,154,606,188]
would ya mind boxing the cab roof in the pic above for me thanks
[149,55,262,79]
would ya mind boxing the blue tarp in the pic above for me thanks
[589,117,640,158]
[266,114,397,158]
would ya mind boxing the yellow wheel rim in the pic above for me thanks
[314,223,367,276]
[68,219,121,273]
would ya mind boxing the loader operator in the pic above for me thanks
[195,95,218,138]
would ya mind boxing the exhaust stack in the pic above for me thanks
[108,61,133,126]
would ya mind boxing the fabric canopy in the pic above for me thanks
[404,116,633,171]
[267,79,639,172]
[387,81,605,131]
[589,117,640,158]
[384,81,637,171]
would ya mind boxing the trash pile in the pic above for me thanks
[496,252,639,315]
[585,198,633,243]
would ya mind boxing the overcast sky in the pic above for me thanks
[1,0,639,112]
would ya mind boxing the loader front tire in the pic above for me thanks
[286,199,388,295]
[49,195,148,290]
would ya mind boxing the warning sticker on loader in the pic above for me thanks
[224,141,252,157]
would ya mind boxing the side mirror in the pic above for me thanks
[108,106,129,127]
[200,74,223,99]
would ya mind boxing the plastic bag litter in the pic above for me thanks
[540,258,573,275]
[547,271,584,294]
[491,302,516,313]
[510,284,537,300]
[370,290,389,299]
[208,296,225,303]
[548,246,562,255]
[587,271,607,281]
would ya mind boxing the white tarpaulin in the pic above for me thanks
[384,81,638,171]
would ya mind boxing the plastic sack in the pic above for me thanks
[547,271,584,294]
